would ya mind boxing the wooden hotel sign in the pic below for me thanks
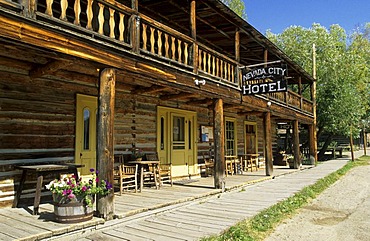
[242,66,288,95]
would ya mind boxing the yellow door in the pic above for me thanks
[75,94,97,175]
[171,113,188,176]
[157,107,196,178]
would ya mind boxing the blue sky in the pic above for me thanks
[243,0,370,35]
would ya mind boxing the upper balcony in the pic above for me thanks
[0,0,314,116]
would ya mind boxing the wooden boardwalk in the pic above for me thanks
[1,156,359,241]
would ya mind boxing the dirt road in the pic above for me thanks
[265,165,370,241]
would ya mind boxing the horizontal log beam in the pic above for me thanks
[160,92,196,101]
[30,60,73,79]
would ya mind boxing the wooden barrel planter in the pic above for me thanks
[53,201,93,223]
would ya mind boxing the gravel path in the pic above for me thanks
[265,165,370,241]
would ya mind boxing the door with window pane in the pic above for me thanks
[157,107,196,178]
[245,123,257,154]
[75,94,97,175]
[171,113,189,176]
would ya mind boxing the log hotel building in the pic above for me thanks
[0,0,316,210]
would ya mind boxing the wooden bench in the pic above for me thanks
[13,163,84,215]
[325,147,343,158]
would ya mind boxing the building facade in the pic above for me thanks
[0,0,316,208]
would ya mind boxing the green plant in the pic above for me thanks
[46,168,112,207]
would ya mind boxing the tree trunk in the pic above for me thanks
[318,134,332,161]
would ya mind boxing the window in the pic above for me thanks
[225,119,236,155]
[172,116,185,150]
[83,108,90,150]
[160,117,165,150]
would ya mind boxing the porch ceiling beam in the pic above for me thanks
[224,103,241,109]
[131,85,169,95]
[160,92,196,101]
[239,111,264,116]
[29,60,73,79]
[185,98,214,106]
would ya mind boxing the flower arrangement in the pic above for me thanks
[46,168,112,207]
[131,147,144,160]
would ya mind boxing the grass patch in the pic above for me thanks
[201,156,369,241]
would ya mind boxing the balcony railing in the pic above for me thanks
[197,43,239,86]
[267,91,313,113]
[140,15,193,67]
[1,0,313,114]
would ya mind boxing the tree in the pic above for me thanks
[267,23,370,160]
[221,0,247,20]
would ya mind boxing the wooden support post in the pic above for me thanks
[364,129,367,156]
[97,68,116,220]
[131,15,140,53]
[293,120,300,169]
[213,99,225,189]
[350,129,354,161]
[311,44,318,164]
[190,0,198,74]
[235,30,240,62]
[362,128,367,156]
[264,111,273,176]
[298,76,303,109]
[264,49,268,67]
[131,0,138,11]
[308,124,316,164]
[21,0,37,18]
[235,29,240,85]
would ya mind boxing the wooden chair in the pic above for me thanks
[114,155,138,194]
[225,155,235,176]
[159,163,173,186]
[142,153,160,189]
[147,153,173,187]
[201,154,214,176]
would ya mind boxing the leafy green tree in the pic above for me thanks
[221,0,247,20]
[267,23,369,160]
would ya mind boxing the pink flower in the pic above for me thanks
[68,193,75,199]
[82,186,87,192]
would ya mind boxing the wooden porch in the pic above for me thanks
[0,165,309,240]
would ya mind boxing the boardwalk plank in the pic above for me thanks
[85,232,127,241]
[0,213,51,239]
[164,211,235,227]
[102,228,152,241]
[0,232,14,241]
[144,216,219,234]
[125,222,188,240]
[140,218,208,238]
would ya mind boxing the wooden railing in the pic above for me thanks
[139,16,193,66]
[36,0,133,46]
[268,91,286,103]
[197,44,239,86]
[288,91,301,108]
[302,98,313,113]
[267,90,313,114]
